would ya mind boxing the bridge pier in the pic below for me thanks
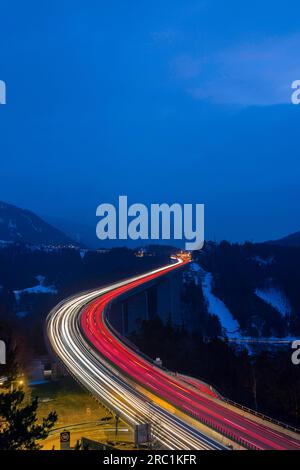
[109,270,184,335]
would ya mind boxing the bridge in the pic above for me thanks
[47,258,300,450]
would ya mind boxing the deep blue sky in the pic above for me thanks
[1,0,300,244]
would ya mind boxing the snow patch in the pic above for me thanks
[14,275,57,303]
[202,272,240,337]
[188,262,240,337]
[255,287,291,316]
[183,262,202,285]
[8,219,17,230]
[190,262,201,272]
[36,275,45,284]
[252,255,273,266]
[0,240,14,246]
[23,214,42,232]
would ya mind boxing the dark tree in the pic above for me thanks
[0,388,57,450]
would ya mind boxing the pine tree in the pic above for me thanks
[0,388,57,450]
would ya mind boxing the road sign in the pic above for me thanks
[60,431,70,450]
[134,423,151,446]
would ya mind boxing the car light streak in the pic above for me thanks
[47,258,300,450]
[47,259,225,450]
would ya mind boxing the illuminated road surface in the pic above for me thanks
[47,259,224,450]
[47,259,300,450]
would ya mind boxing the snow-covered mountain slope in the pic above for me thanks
[189,262,240,337]
[255,286,291,316]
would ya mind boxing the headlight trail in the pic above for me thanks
[47,259,225,450]
[47,258,300,450]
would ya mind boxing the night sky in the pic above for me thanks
[1,1,300,244]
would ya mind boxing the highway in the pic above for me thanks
[47,258,300,450]
[47,259,224,450]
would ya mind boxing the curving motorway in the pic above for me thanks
[47,258,300,450]
[47,259,224,450]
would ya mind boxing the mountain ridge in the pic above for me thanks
[0,200,82,246]
[266,230,300,247]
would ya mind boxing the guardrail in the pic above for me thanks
[106,303,300,436]
[221,397,300,434]
[100,268,300,451]
[180,373,300,434]
[187,409,259,450]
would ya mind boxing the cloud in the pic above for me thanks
[173,33,300,105]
